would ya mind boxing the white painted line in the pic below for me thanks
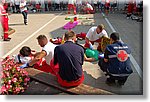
[2,12,63,59]
[102,13,116,32]
[102,13,142,79]
[0,42,10,44]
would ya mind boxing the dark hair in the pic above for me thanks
[36,35,47,40]
[110,32,120,41]
[20,46,31,57]
[65,31,76,40]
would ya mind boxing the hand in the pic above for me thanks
[91,58,96,61]
[20,63,29,69]
[8,13,11,15]
[89,43,93,50]
[98,54,104,58]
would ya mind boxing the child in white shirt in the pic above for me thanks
[14,46,34,64]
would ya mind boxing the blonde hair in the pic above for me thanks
[65,30,76,40]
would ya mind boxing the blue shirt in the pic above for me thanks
[54,41,84,81]
[104,41,133,76]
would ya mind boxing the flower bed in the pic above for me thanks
[0,56,30,95]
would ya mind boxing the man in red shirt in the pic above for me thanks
[0,0,11,41]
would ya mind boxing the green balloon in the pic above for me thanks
[85,49,99,61]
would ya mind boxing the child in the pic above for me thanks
[14,46,34,64]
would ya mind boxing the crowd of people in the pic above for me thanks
[3,0,118,14]
[1,0,143,15]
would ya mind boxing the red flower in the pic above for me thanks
[6,72,10,77]
[6,85,12,90]
[8,80,12,85]
[1,57,30,95]
[12,78,17,83]
[15,87,21,92]
[24,77,30,82]
[1,86,7,93]
[16,67,21,71]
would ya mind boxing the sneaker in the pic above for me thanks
[25,22,28,25]
[4,38,11,41]
[117,81,125,86]
[7,37,11,39]
[105,78,115,86]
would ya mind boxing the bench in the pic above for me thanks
[25,68,114,95]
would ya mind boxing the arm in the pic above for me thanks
[84,54,95,62]
[104,58,108,62]
[102,30,109,38]
[103,47,110,63]
[54,47,58,65]
[32,52,41,57]
[85,37,93,49]
[85,37,90,44]
[0,13,8,16]
[28,50,47,66]
[85,28,93,44]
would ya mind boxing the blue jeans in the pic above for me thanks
[22,11,27,20]
[22,11,28,24]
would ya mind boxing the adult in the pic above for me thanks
[68,0,76,15]
[126,2,134,19]
[76,0,82,13]
[10,0,16,13]
[54,31,84,87]
[14,0,20,13]
[105,0,110,15]
[84,24,108,51]
[0,0,11,41]
[20,35,58,75]
[55,0,60,10]
[44,0,48,11]
[20,0,28,25]
[98,32,133,86]
[83,2,94,14]
[93,0,98,12]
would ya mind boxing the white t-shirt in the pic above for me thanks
[55,0,60,4]
[15,0,20,5]
[62,0,68,3]
[93,0,98,4]
[42,42,57,65]
[86,3,93,10]
[20,1,27,12]
[68,0,76,4]
[76,0,82,5]
[86,26,108,41]
[14,55,33,64]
